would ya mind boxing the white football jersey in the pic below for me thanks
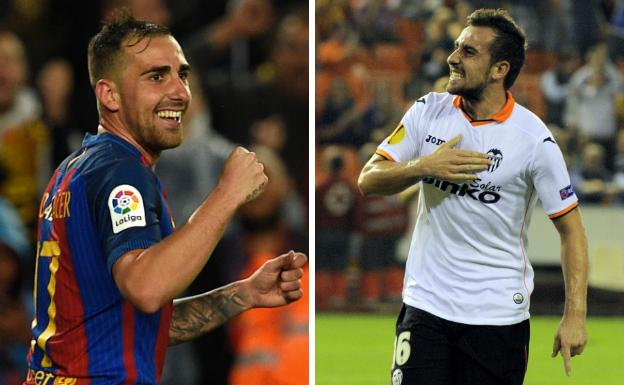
[376,92,578,325]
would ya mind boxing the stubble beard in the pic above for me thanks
[151,125,184,151]
[447,79,487,102]
[138,113,184,154]
[446,66,491,102]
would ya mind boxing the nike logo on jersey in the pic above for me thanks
[543,137,556,144]
[417,98,426,104]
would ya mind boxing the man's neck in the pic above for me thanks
[97,117,158,166]
[460,87,507,121]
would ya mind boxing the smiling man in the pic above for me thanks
[358,8,588,385]
[24,11,306,385]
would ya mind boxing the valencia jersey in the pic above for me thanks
[376,92,578,325]
[25,133,174,385]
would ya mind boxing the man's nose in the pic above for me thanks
[447,49,459,66]
[170,76,191,102]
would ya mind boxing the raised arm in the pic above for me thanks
[358,135,490,196]
[358,154,426,196]
[551,208,588,376]
[112,147,267,313]
[169,251,306,345]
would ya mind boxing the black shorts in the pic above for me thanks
[391,305,530,385]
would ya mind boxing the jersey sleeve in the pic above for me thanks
[89,158,164,273]
[375,94,429,162]
[530,138,579,219]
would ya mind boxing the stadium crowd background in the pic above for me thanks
[316,0,624,310]
[0,0,308,384]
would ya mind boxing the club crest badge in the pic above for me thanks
[486,148,503,173]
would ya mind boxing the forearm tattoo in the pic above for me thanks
[245,182,266,203]
[169,282,250,345]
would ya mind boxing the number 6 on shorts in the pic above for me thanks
[392,331,411,367]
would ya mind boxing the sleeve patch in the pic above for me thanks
[559,184,574,200]
[387,123,405,145]
[108,184,146,234]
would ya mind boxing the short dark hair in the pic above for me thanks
[467,8,527,90]
[87,8,170,87]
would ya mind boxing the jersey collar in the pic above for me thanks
[82,132,154,168]
[452,91,515,126]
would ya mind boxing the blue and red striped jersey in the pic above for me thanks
[25,133,174,385]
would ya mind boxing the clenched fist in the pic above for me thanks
[242,250,307,308]
[220,146,269,206]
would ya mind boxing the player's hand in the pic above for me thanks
[552,314,587,376]
[418,134,490,182]
[220,146,268,206]
[242,250,307,308]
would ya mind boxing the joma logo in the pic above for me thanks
[424,134,446,145]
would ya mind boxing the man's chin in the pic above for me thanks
[153,132,184,151]
[446,85,458,95]
[162,137,183,150]
[446,79,464,95]
[446,85,484,101]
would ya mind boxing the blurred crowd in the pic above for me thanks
[316,0,624,310]
[0,0,308,384]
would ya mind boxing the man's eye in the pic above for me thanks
[179,72,189,81]
[150,73,164,81]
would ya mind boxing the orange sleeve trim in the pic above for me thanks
[548,202,579,219]
[375,149,395,161]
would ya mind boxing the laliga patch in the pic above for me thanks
[387,123,405,145]
[108,184,146,234]
[392,368,403,385]
[559,184,574,200]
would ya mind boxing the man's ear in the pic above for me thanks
[491,61,510,82]
[95,79,120,112]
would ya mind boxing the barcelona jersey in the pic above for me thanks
[25,133,174,385]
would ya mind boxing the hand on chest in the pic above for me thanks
[421,126,529,190]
